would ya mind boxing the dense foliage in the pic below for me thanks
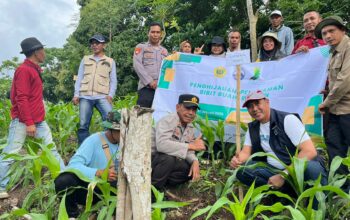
[1,0,349,103]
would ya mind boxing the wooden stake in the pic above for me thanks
[235,65,244,202]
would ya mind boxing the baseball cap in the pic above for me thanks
[89,33,108,44]
[270,10,282,17]
[242,90,267,107]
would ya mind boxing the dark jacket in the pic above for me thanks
[248,108,299,165]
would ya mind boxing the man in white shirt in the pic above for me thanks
[230,90,327,207]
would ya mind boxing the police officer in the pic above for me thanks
[151,94,206,190]
[133,22,168,108]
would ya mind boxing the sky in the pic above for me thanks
[0,0,80,68]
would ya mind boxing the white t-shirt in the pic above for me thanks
[244,114,310,169]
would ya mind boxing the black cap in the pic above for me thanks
[89,33,108,44]
[208,36,227,51]
[20,37,45,54]
[178,94,200,109]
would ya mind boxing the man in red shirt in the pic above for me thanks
[0,37,65,199]
[292,11,326,54]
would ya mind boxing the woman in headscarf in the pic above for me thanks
[179,40,204,55]
[179,40,192,53]
[257,32,285,61]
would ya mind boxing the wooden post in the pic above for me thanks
[116,106,153,220]
[235,65,244,201]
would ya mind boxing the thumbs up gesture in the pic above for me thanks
[188,134,206,151]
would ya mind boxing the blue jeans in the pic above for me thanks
[237,160,328,209]
[0,119,65,191]
[78,98,112,145]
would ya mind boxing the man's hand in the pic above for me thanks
[188,160,200,181]
[106,96,113,104]
[72,97,79,105]
[188,134,206,151]
[96,167,117,182]
[295,45,310,53]
[26,125,36,137]
[149,80,158,90]
[230,155,242,169]
[194,44,204,55]
[268,174,285,189]
[318,103,327,115]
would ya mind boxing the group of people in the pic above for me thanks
[0,8,349,219]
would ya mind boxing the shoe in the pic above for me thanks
[0,191,9,199]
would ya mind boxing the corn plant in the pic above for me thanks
[61,168,118,220]
[191,181,282,220]
[194,115,216,164]
[0,139,62,219]
[151,185,190,220]
[45,102,80,159]
[113,93,137,109]
[0,99,11,143]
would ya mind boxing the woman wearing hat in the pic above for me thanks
[208,36,227,57]
[257,32,285,62]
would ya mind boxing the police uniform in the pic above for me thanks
[133,42,168,108]
[151,94,200,189]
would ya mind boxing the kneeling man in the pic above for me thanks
[55,110,120,218]
[230,91,327,196]
[152,94,206,189]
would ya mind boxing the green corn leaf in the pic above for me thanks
[253,202,285,218]
[205,197,230,220]
[328,156,343,183]
[284,205,306,220]
[190,205,212,220]
[151,201,190,209]
[40,143,60,178]
[58,193,69,220]
[85,181,98,212]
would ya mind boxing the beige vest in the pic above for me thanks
[79,55,113,96]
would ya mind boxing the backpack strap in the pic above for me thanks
[98,132,115,167]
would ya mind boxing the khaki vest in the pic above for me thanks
[79,55,113,96]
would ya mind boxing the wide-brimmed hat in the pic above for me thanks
[315,15,348,39]
[208,36,227,51]
[102,110,121,130]
[89,33,108,44]
[20,37,45,54]
[242,90,268,108]
[178,94,200,109]
[258,32,281,50]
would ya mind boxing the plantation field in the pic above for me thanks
[0,95,349,219]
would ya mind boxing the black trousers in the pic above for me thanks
[325,113,350,190]
[151,153,191,189]
[137,87,155,108]
[54,172,103,218]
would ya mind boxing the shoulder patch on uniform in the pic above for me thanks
[135,47,142,55]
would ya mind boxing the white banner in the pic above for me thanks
[153,46,330,135]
